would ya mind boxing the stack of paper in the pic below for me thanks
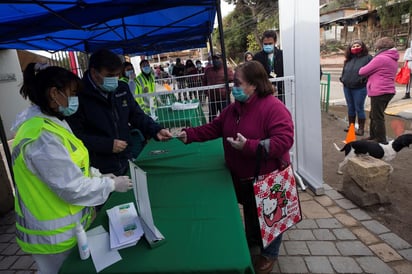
[106,202,144,250]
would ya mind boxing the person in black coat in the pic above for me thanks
[66,49,172,176]
[253,30,284,103]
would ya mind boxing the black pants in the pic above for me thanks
[369,94,394,143]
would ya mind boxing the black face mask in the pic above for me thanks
[213,60,222,68]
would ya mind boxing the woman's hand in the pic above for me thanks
[156,129,173,141]
[226,133,247,150]
[177,131,187,143]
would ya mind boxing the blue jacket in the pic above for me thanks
[66,70,162,175]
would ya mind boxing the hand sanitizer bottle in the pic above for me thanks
[75,222,90,260]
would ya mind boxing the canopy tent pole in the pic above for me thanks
[0,114,14,184]
[214,0,231,105]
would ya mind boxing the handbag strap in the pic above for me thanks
[254,143,289,179]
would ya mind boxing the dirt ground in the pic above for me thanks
[321,106,412,244]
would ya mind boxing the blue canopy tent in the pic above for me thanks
[0,0,217,55]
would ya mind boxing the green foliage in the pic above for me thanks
[218,0,279,62]
[371,0,412,28]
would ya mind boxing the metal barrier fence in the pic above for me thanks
[320,72,331,112]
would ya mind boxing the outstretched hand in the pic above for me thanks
[226,133,247,150]
[157,129,173,141]
[177,131,187,143]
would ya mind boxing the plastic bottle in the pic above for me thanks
[75,222,90,260]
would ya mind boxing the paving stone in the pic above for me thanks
[313,229,336,240]
[0,233,14,243]
[326,205,343,214]
[334,197,357,209]
[329,256,363,273]
[352,227,380,245]
[307,241,340,255]
[277,256,308,273]
[10,255,34,270]
[336,241,373,256]
[347,208,372,221]
[278,243,286,255]
[356,256,395,274]
[2,243,20,255]
[399,248,412,261]
[304,256,334,273]
[316,218,343,228]
[295,219,318,229]
[283,241,310,255]
[323,183,333,190]
[298,191,314,201]
[391,260,412,274]
[314,195,334,206]
[379,233,411,250]
[333,228,357,240]
[369,243,403,262]
[301,200,332,219]
[0,256,18,270]
[324,189,344,200]
[286,229,316,240]
[0,243,9,253]
[334,213,359,227]
[361,220,390,234]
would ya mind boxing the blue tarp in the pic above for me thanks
[0,0,217,55]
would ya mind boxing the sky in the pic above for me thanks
[221,1,235,17]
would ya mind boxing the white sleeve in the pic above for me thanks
[24,131,115,206]
[404,49,412,61]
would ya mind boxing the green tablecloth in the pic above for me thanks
[156,101,207,128]
[60,139,254,274]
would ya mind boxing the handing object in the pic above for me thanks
[113,176,133,192]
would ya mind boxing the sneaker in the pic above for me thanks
[402,93,410,99]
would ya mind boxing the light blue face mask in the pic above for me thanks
[58,94,79,116]
[142,66,151,74]
[125,70,134,78]
[263,44,274,54]
[232,86,249,102]
[100,76,119,92]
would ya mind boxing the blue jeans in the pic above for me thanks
[343,86,367,119]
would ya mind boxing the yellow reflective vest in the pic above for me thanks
[12,117,93,254]
[135,72,155,114]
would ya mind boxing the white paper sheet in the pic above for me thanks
[87,226,122,273]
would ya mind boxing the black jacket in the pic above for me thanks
[66,71,162,175]
[340,55,373,89]
[253,47,284,78]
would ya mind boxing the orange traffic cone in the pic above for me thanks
[343,123,356,144]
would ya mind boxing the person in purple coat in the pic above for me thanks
[359,37,399,143]
[178,61,294,274]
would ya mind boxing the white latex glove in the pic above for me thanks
[113,176,133,192]
[226,133,247,151]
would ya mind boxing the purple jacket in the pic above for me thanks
[184,93,294,182]
[359,48,399,97]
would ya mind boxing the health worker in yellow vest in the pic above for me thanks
[11,64,133,274]
[135,59,156,114]
[120,61,137,96]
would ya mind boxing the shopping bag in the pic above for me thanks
[253,144,302,248]
[395,62,411,85]
[253,165,302,248]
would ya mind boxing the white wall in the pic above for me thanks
[0,50,30,139]
[279,0,324,194]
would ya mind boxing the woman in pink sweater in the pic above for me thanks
[359,37,399,143]
[179,61,294,274]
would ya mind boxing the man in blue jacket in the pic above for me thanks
[67,49,172,176]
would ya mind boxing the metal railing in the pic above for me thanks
[320,72,331,112]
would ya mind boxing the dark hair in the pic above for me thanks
[122,61,134,77]
[89,49,122,72]
[235,61,274,97]
[262,30,277,42]
[20,63,82,116]
[195,60,201,64]
[343,40,369,63]
[185,59,195,68]
[139,59,149,67]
